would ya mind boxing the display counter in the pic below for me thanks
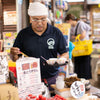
[67,96,100,100]
[51,84,100,100]
[66,86,100,100]
[0,84,100,100]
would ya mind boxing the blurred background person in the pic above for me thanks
[65,14,92,79]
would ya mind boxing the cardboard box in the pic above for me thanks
[0,84,19,100]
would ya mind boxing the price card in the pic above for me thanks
[70,81,85,98]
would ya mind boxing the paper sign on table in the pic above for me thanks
[16,57,43,100]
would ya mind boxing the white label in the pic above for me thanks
[70,81,85,98]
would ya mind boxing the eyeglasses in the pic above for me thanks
[31,17,47,23]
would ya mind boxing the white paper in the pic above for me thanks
[16,57,42,100]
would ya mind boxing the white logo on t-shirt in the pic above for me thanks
[47,38,55,49]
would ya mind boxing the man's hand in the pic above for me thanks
[10,47,20,61]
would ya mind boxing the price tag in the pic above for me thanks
[70,81,85,98]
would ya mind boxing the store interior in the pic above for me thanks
[0,0,100,100]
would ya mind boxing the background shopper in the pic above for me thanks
[10,2,69,91]
[65,14,92,79]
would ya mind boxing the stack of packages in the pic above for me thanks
[0,52,9,84]
[16,57,44,100]
[3,32,17,60]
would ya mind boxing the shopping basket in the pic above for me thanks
[72,34,93,57]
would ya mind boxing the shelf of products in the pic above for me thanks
[92,9,100,36]
[92,9,100,43]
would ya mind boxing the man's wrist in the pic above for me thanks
[10,54,19,62]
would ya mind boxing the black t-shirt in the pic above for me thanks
[13,23,69,79]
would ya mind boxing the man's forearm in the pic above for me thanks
[60,52,69,59]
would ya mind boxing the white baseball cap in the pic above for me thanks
[28,2,48,16]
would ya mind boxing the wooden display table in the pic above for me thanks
[51,84,70,92]
[67,97,100,100]
[51,84,100,100]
